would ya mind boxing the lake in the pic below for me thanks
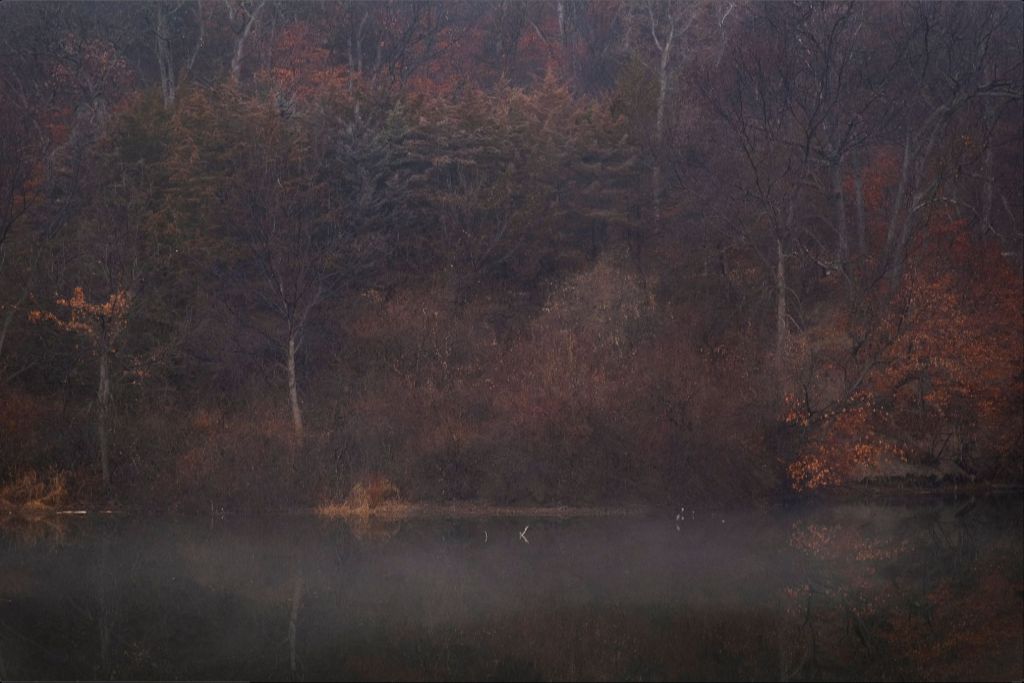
[1,497,1021,681]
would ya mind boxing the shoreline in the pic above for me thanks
[314,502,653,520]
[2,482,1020,520]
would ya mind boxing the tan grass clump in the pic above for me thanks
[0,471,67,518]
[317,476,413,519]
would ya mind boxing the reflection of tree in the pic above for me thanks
[0,514,68,546]
[288,571,304,681]
[0,508,1017,680]
[344,517,402,543]
[780,513,918,678]
[779,503,1023,679]
[96,530,115,680]
[775,577,876,680]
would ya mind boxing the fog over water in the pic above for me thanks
[1,498,1021,681]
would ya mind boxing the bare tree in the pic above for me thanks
[227,0,265,84]
[216,103,348,444]
[704,4,820,386]
[642,0,701,224]
[875,3,1022,286]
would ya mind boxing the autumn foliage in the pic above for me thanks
[787,218,1023,490]
[0,1,1020,509]
[30,287,131,343]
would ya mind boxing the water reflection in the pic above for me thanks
[0,498,1020,681]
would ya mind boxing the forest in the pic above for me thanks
[1,0,1021,513]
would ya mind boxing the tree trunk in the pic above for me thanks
[882,135,912,279]
[156,5,176,107]
[775,236,787,379]
[0,305,14,363]
[287,335,304,442]
[230,1,265,84]
[831,159,848,266]
[853,164,867,256]
[979,68,996,239]
[0,268,32,363]
[97,348,111,487]
[652,34,672,224]
[980,104,995,238]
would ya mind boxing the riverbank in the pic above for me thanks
[315,501,651,520]
[2,472,1020,521]
[806,480,1023,501]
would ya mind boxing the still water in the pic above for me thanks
[1,498,1021,681]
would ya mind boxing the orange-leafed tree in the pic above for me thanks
[787,218,1023,490]
[23,92,180,489]
[31,288,131,487]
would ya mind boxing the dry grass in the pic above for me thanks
[0,471,67,519]
[318,476,411,519]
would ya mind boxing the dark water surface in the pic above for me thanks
[1,498,1021,681]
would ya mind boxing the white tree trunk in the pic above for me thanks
[652,34,672,224]
[230,1,265,84]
